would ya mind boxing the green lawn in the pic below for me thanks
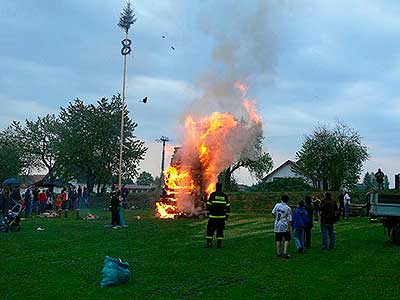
[1,209,399,300]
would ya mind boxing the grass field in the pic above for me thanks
[1,209,400,300]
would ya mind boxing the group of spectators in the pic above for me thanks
[272,191,355,258]
[0,185,89,218]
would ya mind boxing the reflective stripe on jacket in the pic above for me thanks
[206,192,230,218]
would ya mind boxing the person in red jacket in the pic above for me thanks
[38,190,47,214]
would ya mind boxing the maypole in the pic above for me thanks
[117,1,136,194]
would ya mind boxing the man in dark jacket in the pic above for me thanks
[205,182,230,248]
[304,196,314,249]
[110,185,121,228]
[292,200,309,253]
[319,192,338,250]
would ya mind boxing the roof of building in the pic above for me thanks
[263,160,297,181]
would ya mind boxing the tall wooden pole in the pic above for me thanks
[118,32,128,193]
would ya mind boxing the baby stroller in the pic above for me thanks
[0,203,23,233]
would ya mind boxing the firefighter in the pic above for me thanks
[205,182,230,248]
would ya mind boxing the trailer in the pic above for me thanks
[370,193,400,244]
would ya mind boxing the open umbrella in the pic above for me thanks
[3,178,20,186]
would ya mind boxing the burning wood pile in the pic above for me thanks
[155,82,263,219]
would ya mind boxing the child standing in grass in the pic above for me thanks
[292,200,309,253]
[272,195,292,258]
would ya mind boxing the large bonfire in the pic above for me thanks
[156,82,262,219]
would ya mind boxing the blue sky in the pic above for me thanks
[1,1,399,185]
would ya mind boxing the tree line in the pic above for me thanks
[0,95,147,193]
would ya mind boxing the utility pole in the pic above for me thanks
[157,136,170,188]
[117,1,136,193]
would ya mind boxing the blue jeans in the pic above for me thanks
[294,228,305,250]
[344,204,350,219]
[321,224,335,249]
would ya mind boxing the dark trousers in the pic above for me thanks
[24,201,31,218]
[111,206,120,226]
[206,218,225,245]
[32,200,38,214]
[305,226,312,248]
[39,202,46,214]
[321,223,335,249]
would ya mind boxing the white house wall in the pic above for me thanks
[266,165,301,182]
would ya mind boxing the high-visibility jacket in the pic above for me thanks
[206,191,230,219]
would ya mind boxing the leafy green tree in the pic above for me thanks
[136,171,155,185]
[16,114,60,175]
[363,172,374,189]
[0,122,29,178]
[293,123,369,190]
[221,136,273,191]
[0,144,22,183]
[56,95,147,193]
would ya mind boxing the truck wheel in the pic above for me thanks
[390,224,400,245]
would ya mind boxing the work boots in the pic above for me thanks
[206,238,213,248]
[217,239,222,248]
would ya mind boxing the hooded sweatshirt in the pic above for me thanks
[292,206,309,229]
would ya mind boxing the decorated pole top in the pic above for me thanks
[118,1,136,34]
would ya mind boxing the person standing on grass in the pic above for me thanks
[60,188,68,210]
[77,185,82,207]
[110,185,121,228]
[338,190,345,219]
[82,187,89,208]
[38,190,47,214]
[319,192,338,250]
[68,186,78,210]
[32,186,39,214]
[344,191,351,220]
[205,182,230,248]
[312,195,321,221]
[304,196,314,249]
[272,195,292,258]
[292,200,309,253]
[24,187,32,218]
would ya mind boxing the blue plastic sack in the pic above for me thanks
[100,256,131,288]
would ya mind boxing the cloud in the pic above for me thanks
[0,95,55,128]
[124,75,198,140]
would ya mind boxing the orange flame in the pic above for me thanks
[156,81,262,219]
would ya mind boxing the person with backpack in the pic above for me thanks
[292,200,309,253]
[319,192,338,250]
[304,196,314,249]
